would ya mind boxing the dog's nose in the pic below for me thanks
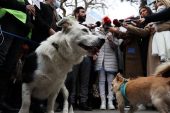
[97,38,105,49]
[100,38,105,44]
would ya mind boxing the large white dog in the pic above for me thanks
[18,18,105,113]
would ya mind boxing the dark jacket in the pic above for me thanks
[31,2,55,43]
[0,0,31,37]
[145,7,170,23]
[0,0,27,12]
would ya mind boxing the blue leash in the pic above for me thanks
[2,30,39,46]
[0,26,39,46]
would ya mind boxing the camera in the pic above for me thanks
[82,21,101,29]
[113,16,140,27]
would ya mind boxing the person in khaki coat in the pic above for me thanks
[123,20,170,75]
[110,5,170,76]
[110,6,153,77]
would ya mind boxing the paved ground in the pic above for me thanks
[57,109,159,113]
[0,109,160,113]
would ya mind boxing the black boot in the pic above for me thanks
[79,102,92,111]
[0,73,19,113]
[0,101,19,113]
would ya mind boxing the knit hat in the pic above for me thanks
[102,16,111,24]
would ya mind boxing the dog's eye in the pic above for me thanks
[82,28,88,33]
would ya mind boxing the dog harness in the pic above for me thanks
[119,80,129,104]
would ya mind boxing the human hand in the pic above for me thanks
[139,18,145,23]
[26,5,35,16]
[122,23,128,28]
[93,54,98,60]
[109,27,119,33]
[107,32,113,41]
[149,23,156,33]
[49,28,56,35]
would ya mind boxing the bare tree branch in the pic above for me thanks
[59,0,108,16]
[120,0,147,6]
[60,0,67,16]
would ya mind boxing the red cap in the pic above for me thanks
[102,16,111,24]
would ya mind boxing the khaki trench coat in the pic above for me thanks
[126,21,170,75]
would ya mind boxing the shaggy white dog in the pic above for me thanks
[18,18,105,113]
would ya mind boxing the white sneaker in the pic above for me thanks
[108,102,115,110]
[124,106,130,110]
[138,104,146,110]
[100,103,106,110]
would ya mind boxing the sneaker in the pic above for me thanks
[100,103,106,110]
[0,102,19,112]
[124,106,130,110]
[108,104,115,110]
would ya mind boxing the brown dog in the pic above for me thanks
[112,62,170,113]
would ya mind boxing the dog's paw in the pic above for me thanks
[68,105,74,113]
[18,109,29,113]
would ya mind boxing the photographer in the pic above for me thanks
[111,23,144,79]
[111,5,170,77]
[110,6,156,78]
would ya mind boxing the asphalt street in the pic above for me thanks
[57,109,160,113]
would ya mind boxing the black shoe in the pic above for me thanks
[30,103,46,113]
[0,102,19,113]
[71,103,78,110]
[79,102,92,111]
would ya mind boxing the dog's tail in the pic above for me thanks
[154,62,170,76]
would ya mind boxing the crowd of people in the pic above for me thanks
[0,0,170,113]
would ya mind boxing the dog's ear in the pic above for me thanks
[52,42,59,50]
[57,17,70,27]
[57,17,72,32]
[117,72,122,77]
[116,73,124,82]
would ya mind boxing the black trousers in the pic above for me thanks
[0,13,29,107]
[65,56,92,104]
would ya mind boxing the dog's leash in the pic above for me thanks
[0,26,39,47]
[119,79,129,104]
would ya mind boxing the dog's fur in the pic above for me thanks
[112,62,170,113]
[154,61,170,76]
[18,18,105,113]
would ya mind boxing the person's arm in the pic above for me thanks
[123,24,151,38]
[49,28,56,35]
[144,7,170,23]
[155,20,170,32]
[0,0,35,15]
[34,3,55,36]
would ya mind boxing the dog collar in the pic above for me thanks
[119,80,129,104]
[52,42,59,50]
